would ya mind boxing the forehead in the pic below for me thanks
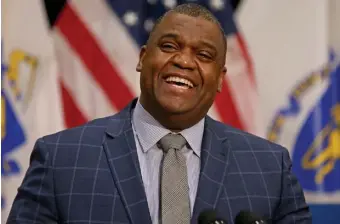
[153,13,224,46]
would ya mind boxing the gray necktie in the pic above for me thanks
[158,133,190,224]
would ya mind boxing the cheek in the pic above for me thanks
[200,71,221,99]
[201,68,220,89]
[148,53,172,78]
[141,56,167,88]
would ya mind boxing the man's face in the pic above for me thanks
[137,12,226,122]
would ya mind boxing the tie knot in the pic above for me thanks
[158,133,187,153]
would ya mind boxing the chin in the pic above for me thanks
[157,98,194,114]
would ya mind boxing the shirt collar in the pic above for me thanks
[132,99,205,157]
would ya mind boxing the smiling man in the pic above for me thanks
[7,3,311,224]
[137,8,227,133]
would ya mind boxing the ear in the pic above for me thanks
[217,67,227,92]
[136,45,147,72]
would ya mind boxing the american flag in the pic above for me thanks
[43,0,258,133]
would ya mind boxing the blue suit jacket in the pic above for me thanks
[8,99,312,224]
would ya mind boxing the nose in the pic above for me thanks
[171,50,195,70]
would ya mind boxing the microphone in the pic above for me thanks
[198,209,228,224]
[235,210,267,224]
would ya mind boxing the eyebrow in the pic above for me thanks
[159,32,179,41]
[158,32,218,53]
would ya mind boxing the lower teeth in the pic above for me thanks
[175,83,188,88]
[166,81,190,88]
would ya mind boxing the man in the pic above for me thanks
[7,3,312,224]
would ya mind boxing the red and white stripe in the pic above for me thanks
[223,33,258,133]
[209,32,259,133]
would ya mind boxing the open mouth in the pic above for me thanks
[164,76,194,89]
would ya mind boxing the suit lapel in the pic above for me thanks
[102,100,234,224]
[191,117,232,223]
[103,99,152,224]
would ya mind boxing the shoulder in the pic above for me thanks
[206,116,288,154]
[40,99,135,146]
[31,115,120,168]
[41,115,115,147]
[207,117,290,173]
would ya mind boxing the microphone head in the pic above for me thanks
[198,209,228,224]
[235,210,266,224]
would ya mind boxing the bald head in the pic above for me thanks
[147,3,227,60]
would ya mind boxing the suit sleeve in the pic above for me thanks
[273,148,312,224]
[7,138,58,224]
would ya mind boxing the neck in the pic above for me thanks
[139,98,206,132]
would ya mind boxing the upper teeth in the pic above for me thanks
[166,76,194,88]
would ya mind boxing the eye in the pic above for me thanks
[160,42,177,52]
[197,51,213,60]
